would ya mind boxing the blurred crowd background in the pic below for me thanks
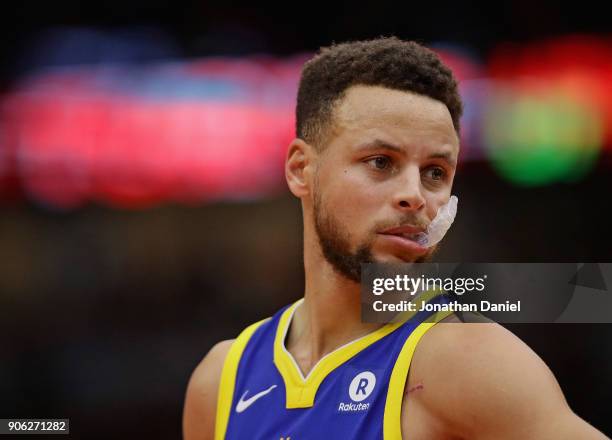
[0,1,611,438]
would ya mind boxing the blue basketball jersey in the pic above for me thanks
[215,292,451,440]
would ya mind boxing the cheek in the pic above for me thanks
[323,170,382,229]
[425,192,452,220]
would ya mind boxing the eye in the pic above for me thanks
[425,166,447,181]
[366,156,392,171]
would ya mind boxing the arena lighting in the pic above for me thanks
[482,79,603,186]
[1,63,297,208]
[482,36,611,186]
[431,44,486,164]
[488,35,612,147]
[0,37,610,208]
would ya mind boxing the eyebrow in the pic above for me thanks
[428,151,458,167]
[354,139,404,153]
[354,139,458,166]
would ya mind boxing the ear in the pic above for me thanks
[285,138,316,198]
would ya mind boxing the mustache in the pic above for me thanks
[373,216,430,232]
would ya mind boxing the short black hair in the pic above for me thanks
[296,37,463,148]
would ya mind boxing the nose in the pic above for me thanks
[392,167,425,212]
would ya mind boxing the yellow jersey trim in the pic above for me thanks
[274,290,443,409]
[382,309,454,440]
[215,317,270,440]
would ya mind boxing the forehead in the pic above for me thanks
[328,84,459,153]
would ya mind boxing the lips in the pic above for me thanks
[387,231,422,241]
[379,224,425,237]
[378,224,428,254]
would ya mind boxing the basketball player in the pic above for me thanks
[183,38,608,439]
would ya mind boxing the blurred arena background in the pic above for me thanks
[0,1,610,438]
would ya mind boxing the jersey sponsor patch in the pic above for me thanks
[338,370,378,413]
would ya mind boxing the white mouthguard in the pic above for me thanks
[415,195,458,248]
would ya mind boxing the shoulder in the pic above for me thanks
[410,319,559,399]
[183,340,235,440]
[182,316,273,440]
[404,320,577,438]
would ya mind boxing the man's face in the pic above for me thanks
[312,85,459,282]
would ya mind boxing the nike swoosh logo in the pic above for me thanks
[235,385,277,413]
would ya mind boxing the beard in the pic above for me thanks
[313,187,437,283]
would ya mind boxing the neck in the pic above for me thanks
[285,220,383,376]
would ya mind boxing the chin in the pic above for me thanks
[372,244,438,264]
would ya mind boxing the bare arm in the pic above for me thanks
[183,340,234,440]
[406,323,608,439]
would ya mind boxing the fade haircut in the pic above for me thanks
[296,37,463,149]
